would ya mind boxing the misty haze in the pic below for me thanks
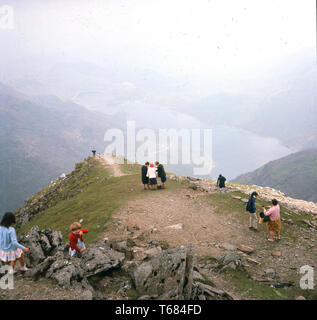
[0,0,317,302]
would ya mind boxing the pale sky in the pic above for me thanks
[1,0,316,76]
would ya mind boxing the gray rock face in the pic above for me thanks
[20,226,231,300]
[20,226,63,266]
[21,226,125,298]
[216,253,243,270]
[80,246,125,277]
[27,244,124,290]
[132,245,194,300]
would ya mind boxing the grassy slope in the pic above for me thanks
[19,158,183,244]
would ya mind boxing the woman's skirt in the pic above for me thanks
[0,248,23,262]
[267,219,282,233]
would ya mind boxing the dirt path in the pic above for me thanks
[97,154,126,177]
[106,188,253,256]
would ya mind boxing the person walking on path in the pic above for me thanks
[246,191,259,231]
[147,163,158,190]
[263,199,282,242]
[217,174,226,191]
[141,162,150,190]
[0,212,30,275]
[155,161,167,189]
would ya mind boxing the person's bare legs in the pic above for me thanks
[268,231,274,242]
[276,231,281,240]
[162,182,166,189]
[18,251,25,268]
[10,252,25,271]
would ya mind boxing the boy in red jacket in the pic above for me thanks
[69,222,89,257]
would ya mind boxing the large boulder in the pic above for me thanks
[80,245,125,277]
[131,244,194,300]
[21,226,125,299]
[19,226,63,266]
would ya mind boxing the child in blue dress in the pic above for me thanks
[0,212,30,274]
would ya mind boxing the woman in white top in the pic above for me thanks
[146,163,158,190]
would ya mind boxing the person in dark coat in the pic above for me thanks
[246,191,259,231]
[155,161,166,189]
[141,162,150,190]
[217,174,226,190]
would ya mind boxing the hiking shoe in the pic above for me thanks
[20,266,30,272]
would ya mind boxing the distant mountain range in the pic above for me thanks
[232,149,317,202]
[183,51,317,151]
[0,82,125,214]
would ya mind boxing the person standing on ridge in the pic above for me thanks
[141,162,150,190]
[147,163,158,190]
[155,161,167,189]
[217,174,226,191]
[263,199,282,242]
[246,191,259,231]
[0,212,30,275]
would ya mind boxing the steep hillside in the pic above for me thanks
[9,156,317,300]
[232,149,317,202]
[0,83,125,214]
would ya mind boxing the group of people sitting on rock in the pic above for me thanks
[141,161,167,190]
[246,192,282,242]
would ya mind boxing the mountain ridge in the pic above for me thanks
[7,155,316,300]
[232,148,317,203]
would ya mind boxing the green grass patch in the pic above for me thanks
[19,159,183,244]
[120,159,142,175]
[223,268,317,300]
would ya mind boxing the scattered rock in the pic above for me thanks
[264,268,276,278]
[238,245,254,254]
[144,247,162,258]
[295,296,306,300]
[216,253,243,270]
[252,277,275,282]
[165,223,183,230]
[240,199,249,203]
[271,251,281,258]
[221,243,237,251]
[246,257,260,265]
